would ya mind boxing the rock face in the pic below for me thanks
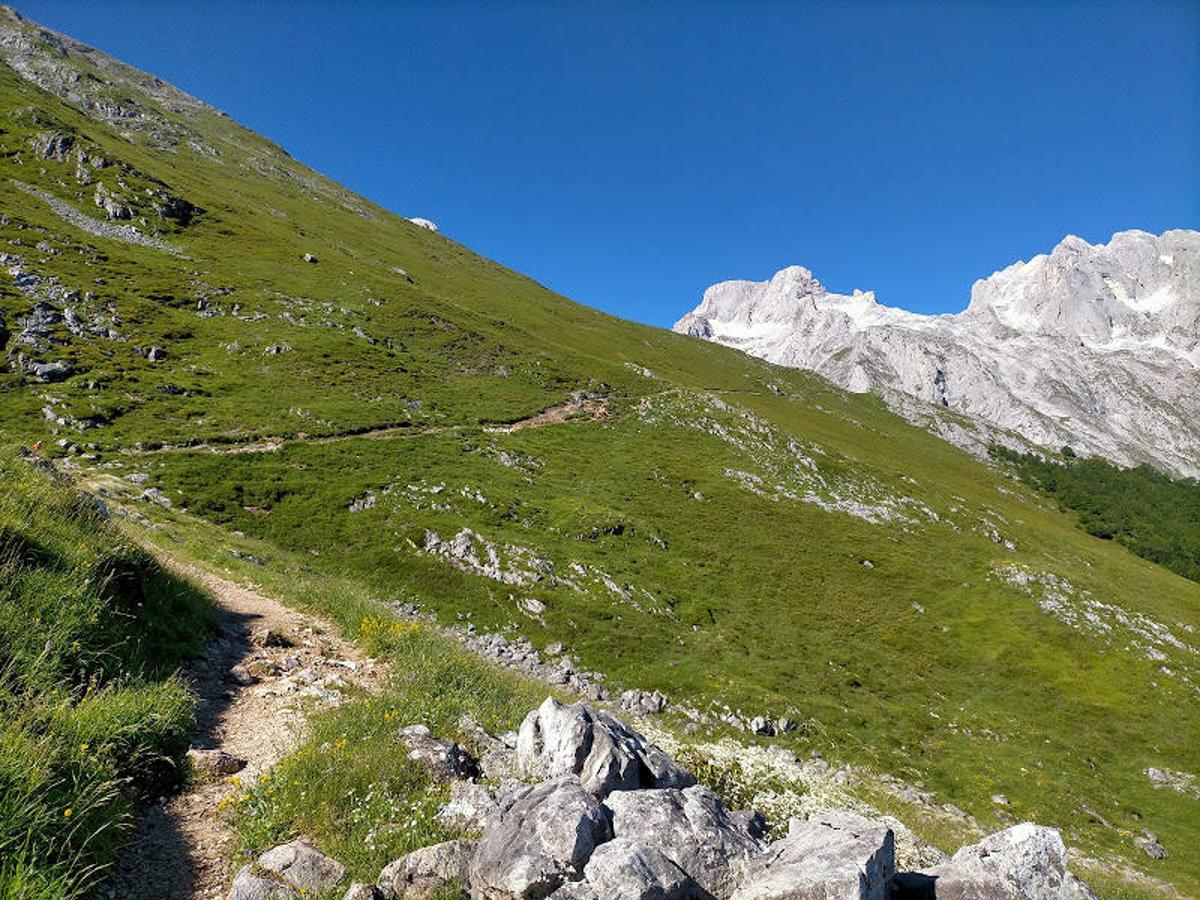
[604,785,764,898]
[674,230,1200,476]
[468,775,613,899]
[516,696,695,797]
[893,823,1099,900]
[731,811,894,900]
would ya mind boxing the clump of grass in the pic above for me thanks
[0,450,216,898]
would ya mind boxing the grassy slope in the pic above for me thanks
[0,24,1197,896]
[0,452,215,898]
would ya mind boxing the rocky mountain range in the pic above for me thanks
[675,230,1200,476]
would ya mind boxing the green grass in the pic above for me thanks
[0,449,215,899]
[1,20,1197,897]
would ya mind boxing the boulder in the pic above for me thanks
[187,747,247,778]
[604,784,763,898]
[398,723,479,781]
[579,837,698,899]
[227,868,294,900]
[517,696,694,797]
[378,839,474,899]
[409,217,439,232]
[437,779,501,832]
[896,823,1098,900]
[469,775,613,899]
[343,885,385,900]
[256,837,346,892]
[228,837,345,899]
[730,811,893,900]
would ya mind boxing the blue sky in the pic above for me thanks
[18,1,1200,326]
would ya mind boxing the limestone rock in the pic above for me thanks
[899,822,1098,899]
[378,839,474,899]
[674,230,1200,477]
[398,723,479,781]
[256,837,347,893]
[730,811,894,900]
[578,837,698,899]
[469,775,613,899]
[186,747,246,777]
[604,784,763,898]
[437,779,501,832]
[409,217,439,232]
[516,696,695,797]
[228,837,346,900]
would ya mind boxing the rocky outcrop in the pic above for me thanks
[229,701,1097,900]
[731,811,894,900]
[674,230,1200,476]
[604,785,764,898]
[892,823,1098,900]
[468,775,614,899]
[228,837,346,899]
[516,696,695,797]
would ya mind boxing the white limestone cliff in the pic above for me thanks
[675,230,1200,476]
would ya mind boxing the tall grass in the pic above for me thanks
[0,450,215,898]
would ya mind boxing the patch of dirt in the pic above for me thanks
[104,560,383,900]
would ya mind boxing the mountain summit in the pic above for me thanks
[675,230,1200,475]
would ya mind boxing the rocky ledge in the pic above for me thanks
[228,696,1096,900]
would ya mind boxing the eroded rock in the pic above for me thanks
[517,696,695,797]
[604,784,763,898]
[731,811,894,900]
[469,775,613,899]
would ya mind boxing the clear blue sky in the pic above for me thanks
[17,1,1200,326]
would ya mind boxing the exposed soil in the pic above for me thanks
[104,560,383,899]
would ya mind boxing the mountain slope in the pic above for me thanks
[674,231,1200,476]
[0,7,1197,896]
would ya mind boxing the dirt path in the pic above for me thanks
[114,394,615,458]
[105,561,383,900]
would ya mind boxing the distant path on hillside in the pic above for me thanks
[107,560,384,899]
[114,394,616,457]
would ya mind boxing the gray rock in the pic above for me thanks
[910,823,1098,900]
[604,784,763,898]
[343,885,384,900]
[469,775,613,899]
[437,780,501,832]
[517,696,694,797]
[30,360,73,382]
[227,867,295,900]
[579,837,697,899]
[256,837,347,893]
[187,747,247,777]
[398,724,479,781]
[378,839,474,899]
[1138,830,1167,860]
[730,811,894,900]
[228,837,346,900]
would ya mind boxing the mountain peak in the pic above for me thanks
[676,229,1200,475]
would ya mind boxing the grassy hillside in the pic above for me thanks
[993,445,1200,584]
[0,10,1197,896]
[0,451,214,898]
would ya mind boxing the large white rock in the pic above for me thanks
[730,811,894,900]
[468,775,613,899]
[892,822,1098,900]
[603,784,764,898]
[517,696,695,797]
[674,230,1200,477]
[409,217,439,232]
